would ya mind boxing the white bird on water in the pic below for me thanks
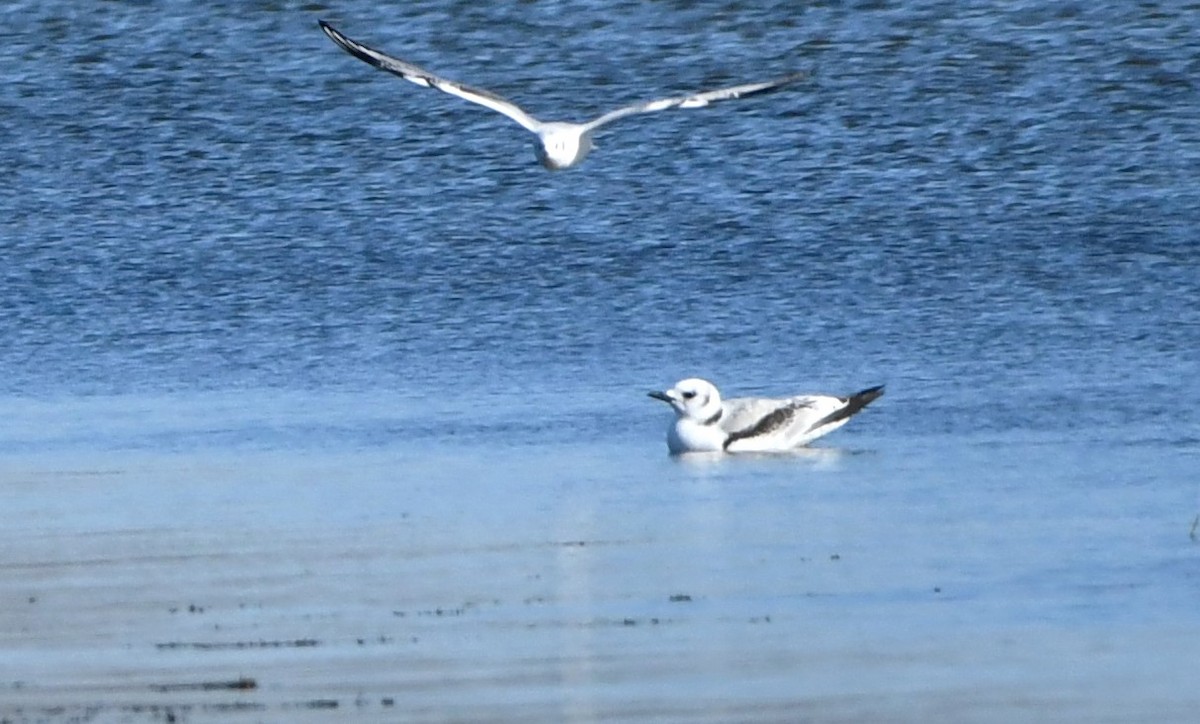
[649,378,884,454]
[319,20,804,171]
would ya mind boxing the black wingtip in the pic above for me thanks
[847,385,885,414]
[318,19,350,41]
[761,71,807,92]
[806,385,884,432]
[318,19,339,40]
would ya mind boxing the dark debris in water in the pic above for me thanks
[149,677,257,692]
[1,696,417,722]
[393,598,503,617]
[166,603,208,614]
[286,699,338,710]
[156,639,319,651]
[603,616,668,628]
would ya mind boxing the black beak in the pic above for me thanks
[648,390,673,403]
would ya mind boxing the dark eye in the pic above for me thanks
[681,391,696,399]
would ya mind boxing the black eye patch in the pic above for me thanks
[681,391,697,399]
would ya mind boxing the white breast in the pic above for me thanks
[667,418,727,454]
[535,125,591,170]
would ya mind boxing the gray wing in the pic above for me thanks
[721,396,817,446]
[722,388,883,451]
[319,20,543,132]
[721,394,852,450]
[719,396,797,435]
[581,72,805,131]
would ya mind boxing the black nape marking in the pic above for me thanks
[703,408,723,426]
[807,385,885,432]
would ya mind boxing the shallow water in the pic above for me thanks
[2,0,1199,720]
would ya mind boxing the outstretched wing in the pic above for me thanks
[582,72,805,131]
[319,20,543,132]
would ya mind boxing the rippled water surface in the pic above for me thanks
[2,0,1198,720]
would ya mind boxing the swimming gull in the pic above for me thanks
[649,378,884,454]
[319,20,804,170]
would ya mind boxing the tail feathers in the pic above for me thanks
[808,385,884,432]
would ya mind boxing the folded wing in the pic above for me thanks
[722,386,883,452]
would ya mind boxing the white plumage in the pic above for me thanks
[319,21,804,170]
[649,378,884,454]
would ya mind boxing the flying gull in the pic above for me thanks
[319,20,804,170]
[649,378,884,454]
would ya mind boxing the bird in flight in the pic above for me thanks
[319,20,804,170]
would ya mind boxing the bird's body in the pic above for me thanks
[649,378,884,454]
[534,123,595,170]
[318,20,803,170]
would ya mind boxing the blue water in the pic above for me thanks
[2,0,1199,719]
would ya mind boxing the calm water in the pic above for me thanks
[2,0,1198,720]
